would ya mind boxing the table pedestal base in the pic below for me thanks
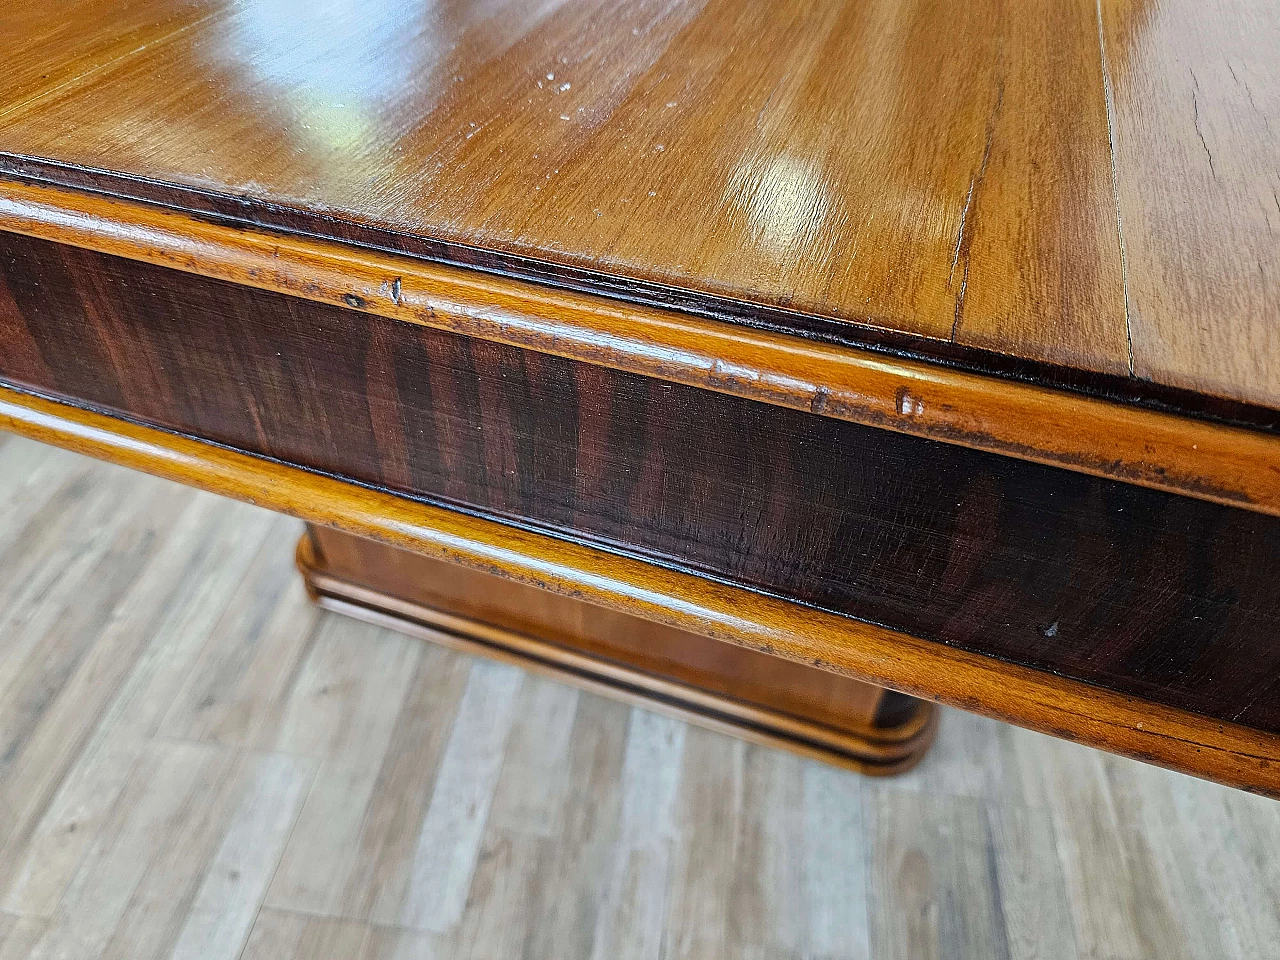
[297,524,936,775]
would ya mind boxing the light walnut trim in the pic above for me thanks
[298,537,936,776]
[2,383,1278,796]
[1,178,1278,517]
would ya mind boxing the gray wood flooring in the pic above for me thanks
[0,432,1276,959]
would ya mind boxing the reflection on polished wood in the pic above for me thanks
[1,0,1279,794]
[0,0,1123,370]
[1,0,1277,413]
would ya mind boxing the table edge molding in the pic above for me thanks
[1,176,1278,518]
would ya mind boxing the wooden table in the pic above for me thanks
[1,0,1278,794]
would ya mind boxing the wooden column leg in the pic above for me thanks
[296,524,937,775]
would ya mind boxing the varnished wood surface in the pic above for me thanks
[0,0,1277,412]
[1,434,1278,960]
[0,0,214,110]
[1102,0,1280,405]
[299,524,937,774]
[4,180,1279,515]
[2,385,1279,795]
[3,233,1280,753]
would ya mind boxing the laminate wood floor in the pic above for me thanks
[0,431,1276,960]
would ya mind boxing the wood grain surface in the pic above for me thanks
[1101,0,1280,407]
[1,0,1276,411]
[0,0,215,110]
[0,0,1123,360]
[3,434,1277,959]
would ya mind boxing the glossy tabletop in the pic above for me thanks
[1,0,1278,411]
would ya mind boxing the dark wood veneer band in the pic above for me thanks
[2,231,1278,742]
